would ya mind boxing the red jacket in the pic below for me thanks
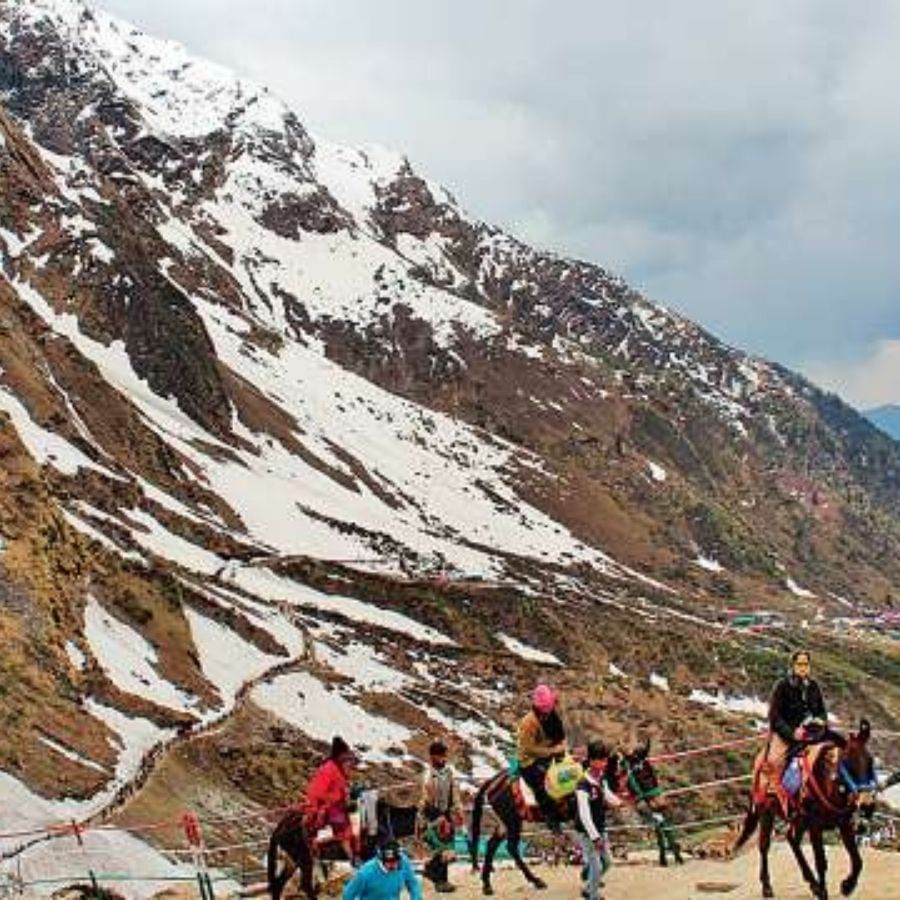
[304,759,349,826]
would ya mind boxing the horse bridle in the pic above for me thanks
[802,750,878,818]
[838,761,878,795]
[621,757,662,803]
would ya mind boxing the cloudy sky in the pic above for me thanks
[102,0,900,409]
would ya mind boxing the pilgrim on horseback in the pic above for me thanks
[418,738,463,893]
[736,717,878,899]
[304,735,359,862]
[516,683,568,832]
[470,732,679,894]
[764,649,844,810]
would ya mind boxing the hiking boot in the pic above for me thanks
[435,882,457,893]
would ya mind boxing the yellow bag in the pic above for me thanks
[545,755,583,800]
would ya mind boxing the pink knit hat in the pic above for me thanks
[532,683,557,714]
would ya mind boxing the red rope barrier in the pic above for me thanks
[0,734,768,843]
[649,733,764,764]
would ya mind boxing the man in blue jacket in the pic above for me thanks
[343,841,422,900]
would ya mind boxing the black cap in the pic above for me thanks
[429,738,448,756]
[587,740,609,761]
[379,840,401,863]
[330,735,353,760]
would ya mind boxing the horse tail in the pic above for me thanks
[731,801,760,855]
[469,774,498,871]
[267,821,281,899]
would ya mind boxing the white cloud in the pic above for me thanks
[804,340,900,410]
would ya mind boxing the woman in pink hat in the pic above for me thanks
[516,684,567,832]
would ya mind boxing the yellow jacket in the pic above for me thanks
[516,711,562,769]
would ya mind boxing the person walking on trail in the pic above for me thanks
[418,738,463,893]
[574,741,623,900]
[304,735,358,860]
[342,840,422,900]
[516,683,567,832]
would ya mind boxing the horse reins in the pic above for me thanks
[800,752,875,819]
[621,759,662,803]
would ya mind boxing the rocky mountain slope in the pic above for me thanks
[0,0,898,885]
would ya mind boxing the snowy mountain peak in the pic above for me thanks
[4,0,290,139]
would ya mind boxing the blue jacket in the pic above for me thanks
[342,853,422,900]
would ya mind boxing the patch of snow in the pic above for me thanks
[60,507,145,562]
[315,641,413,692]
[608,662,627,678]
[694,555,724,573]
[689,689,768,719]
[251,671,410,758]
[124,507,225,575]
[36,734,109,774]
[786,577,816,599]
[83,595,200,713]
[64,640,86,671]
[649,672,670,692]
[87,237,116,264]
[83,698,171,795]
[646,460,667,483]
[18,0,288,140]
[231,566,454,646]
[497,634,562,666]
[185,608,281,708]
[0,772,201,900]
[0,387,117,477]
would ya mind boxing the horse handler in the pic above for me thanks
[418,739,464,893]
[574,741,623,900]
[343,840,422,900]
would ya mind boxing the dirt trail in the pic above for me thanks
[437,846,897,900]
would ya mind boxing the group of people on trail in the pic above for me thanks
[297,647,842,900]
[300,735,466,898]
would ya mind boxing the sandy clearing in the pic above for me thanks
[436,845,898,899]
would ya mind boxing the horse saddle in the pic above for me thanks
[510,779,569,823]
[751,742,835,815]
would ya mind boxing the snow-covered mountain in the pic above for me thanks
[1,0,899,888]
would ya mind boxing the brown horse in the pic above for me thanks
[733,719,877,899]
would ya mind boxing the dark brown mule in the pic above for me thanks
[266,799,418,899]
[733,719,877,899]
[467,768,563,896]
[469,745,680,895]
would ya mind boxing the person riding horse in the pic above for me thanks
[516,684,567,832]
[304,735,359,861]
[765,649,844,806]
